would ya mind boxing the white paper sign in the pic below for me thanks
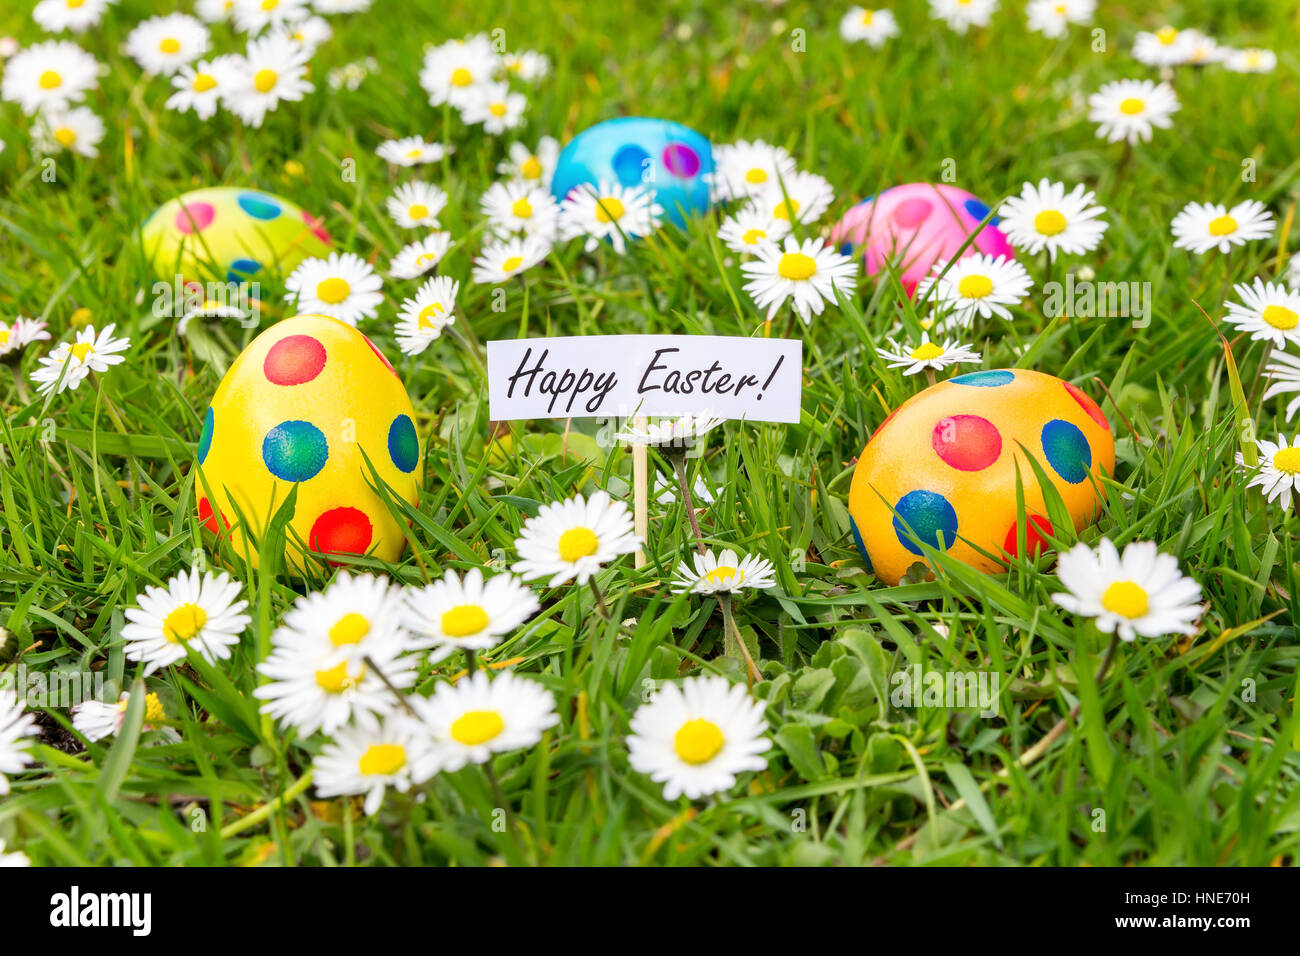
[487,335,802,423]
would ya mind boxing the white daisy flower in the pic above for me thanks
[671,548,777,595]
[0,688,38,797]
[254,571,413,734]
[502,50,550,82]
[270,15,332,55]
[313,713,441,815]
[716,205,791,255]
[706,139,797,203]
[1222,279,1300,349]
[617,411,726,449]
[124,13,209,76]
[1225,47,1277,74]
[178,296,247,336]
[166,55,241,120]
[1262,352,1300,421]
[471,235,551,284]
[121,568,251,676]
[385,181,448,230]
[1238,436,1300,511]
[1171,200,1275,256]
[0,316,51,359]
[0,837,30,867]
[1087,78,1180,145]
[389,232,454,281]
[928,0,998,34]
[741,235,859,324]
[748,170,835,226]
[1182,29,1225,66]
[481,180,560,240]
[458,81,527,135]
[997,179,1109,260]
[876,333,982,375]
[559,180,663,255]
[916,253,1033,325]
[33,0,110,34]
[419,35,501,108]
[376,136,450,167]
[512,490,642,587]
[231,0,309,34]
[654,472,716,506]
[394,275,458,355]
[627,675,770,801]
[312,0,372,12]
[402,568,540,663]
[1132,26,1194,67]
[1025,0,1094,38]
[31,104,104,158]
[29,322,130,396]
[72,691,166,743]
[415,669,558,772]
[195,0,236,23]
[224,33,313,128]
[284,252,383,325]
[1,40,99,115]
[839,7,901,46]
[1052,539,1203,641]
[497,136,559,187]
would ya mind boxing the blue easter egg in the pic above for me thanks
[551,117,714,229]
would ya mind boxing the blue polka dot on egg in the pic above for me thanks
[198,407,214,465]
[951,370,1015,388]
[237,192,282,220]
[1041,419,1092,484]
[227,258,262,283]
[892,489,959,556]
[262,420,329,482]
[387,414,419,474]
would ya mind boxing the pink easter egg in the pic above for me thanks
[830,183,1015,297]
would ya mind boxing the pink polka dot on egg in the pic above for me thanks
[830,183,1015,297]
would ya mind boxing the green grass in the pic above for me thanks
[1,0,1299,866]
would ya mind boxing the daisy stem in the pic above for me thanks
[587,576,610,620]
[10,364,29,406]
[670,451,707,555]
[465,648,477,676]
[483,761,513,831]
[364,654,420,718]
[718,593,761,687]
[924,368,936,388]
[219,769,315,839]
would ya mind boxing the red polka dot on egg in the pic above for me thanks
[1064,381,1109,431]
[931,414,1002,472]
[264,335,327,386]
[310,506,374,564]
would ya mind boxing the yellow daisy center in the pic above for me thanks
[262,0,280,10]
[958,274,994,299]
[741,228,765,245]
[744,167,768,184]
[450,710,504,746]
[1155,26,1179,45]
[673,718,725,765]
[408,202,429,220]
[703,565,742,586]
[1054,3,1066,13]
[520,156,543,179]
[162,603,207,643]
[450,67,473,86]
[1101,580,1149,619]
[144,693,165,722]
[39,70,63,90]
[0,330,10,345]
[315,660,362,694]
[417,302,445,328]
[1118,98,1144,115]
[910,342,945,360]
[193,73,217,93]
[1262,304,1299,330]
[1274,448,1300,474]
[595,197,625,223]
[414,252,440,268]
[159,37,181,55]
[861,10,874,24]
[253,69,277,93]
[557,526,599,562]
[511,197,534,219]
[1246,50,1262,66]
[501,255,523,272]
[54,126,77,147]
[405,148,423,159]
[68,341,94,363]
[329,612,370,646]
[67,0,86,8]
[1033,209,1067,236]
[777,252,817,280]
[358,743,406,777]
[440,604,489,638]
[315,277,351,304]
[772,198,800,221]
[489,102,507,117]
[1207,215,1238,236]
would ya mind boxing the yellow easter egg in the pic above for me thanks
[195,315,422,573]
[848,369,1114,585]
[141,186,332,285]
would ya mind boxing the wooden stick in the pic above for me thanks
[632,417,649,568]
